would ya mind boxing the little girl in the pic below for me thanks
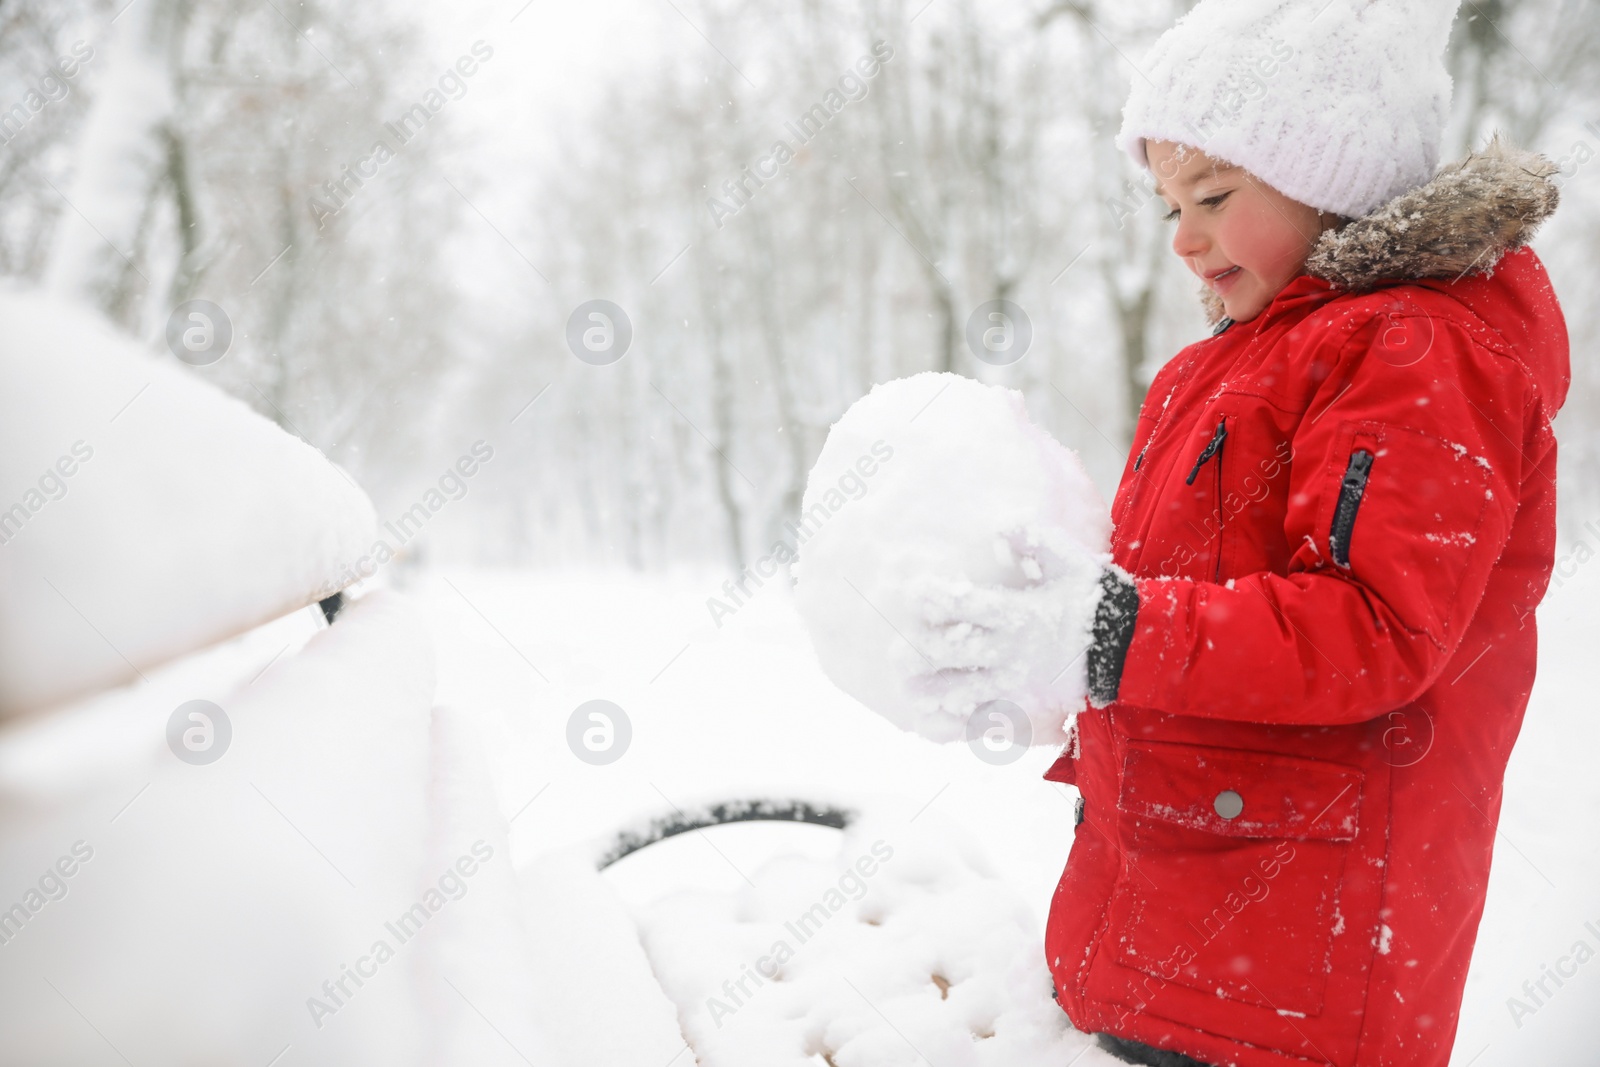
[1036,1,1568,1065]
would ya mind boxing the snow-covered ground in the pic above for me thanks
[418,556,1600,1067]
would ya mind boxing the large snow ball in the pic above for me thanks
[793,373,1111,746]
[0,288,377,717]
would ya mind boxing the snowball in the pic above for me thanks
[793,373,1111,746]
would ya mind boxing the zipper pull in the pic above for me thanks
[1342,450,1374,491]
[1133,444,1147,471]
[1185,418,1228,485]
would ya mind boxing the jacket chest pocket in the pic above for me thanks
[1106,740,1363,1018]
[1318,419,1507,645]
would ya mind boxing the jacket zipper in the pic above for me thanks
[1329,449,1375,568]
[1185,418,1228,485]
[1134,325,1233,474]
[1211,428,1226,581]
[1177,417,1229,581]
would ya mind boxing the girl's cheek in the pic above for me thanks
[1221,217,1262,271]
[1230,207,1301,275]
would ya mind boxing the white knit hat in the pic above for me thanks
[1117,0,1461,220]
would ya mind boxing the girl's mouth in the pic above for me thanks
[1207,265,1243,292]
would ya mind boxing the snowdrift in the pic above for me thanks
[0,287,376,717]
[0,592,439,1065]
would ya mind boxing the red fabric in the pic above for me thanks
[1044,248,1569,1067]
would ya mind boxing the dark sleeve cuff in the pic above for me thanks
[1086,565,1139,707]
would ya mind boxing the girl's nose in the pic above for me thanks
[1171,214,1208,260]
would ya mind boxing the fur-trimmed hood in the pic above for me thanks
[1200,133,1561,326]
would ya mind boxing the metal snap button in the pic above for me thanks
[1214,790,1244,819]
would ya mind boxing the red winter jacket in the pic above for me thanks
[1044,141,1569,1067]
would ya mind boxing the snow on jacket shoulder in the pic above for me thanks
[1044,135,1569,1067]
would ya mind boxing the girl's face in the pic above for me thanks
[1145,139,1335,323]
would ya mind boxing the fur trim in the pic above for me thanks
[1198,132,1561,325]
[1306,133,1560,291]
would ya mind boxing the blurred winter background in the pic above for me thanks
[3,0,1600,1064]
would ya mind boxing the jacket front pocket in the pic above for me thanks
[1106,740,1363,1018]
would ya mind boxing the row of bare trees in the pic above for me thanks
[453,0,1191,571]
[1,0,463,507]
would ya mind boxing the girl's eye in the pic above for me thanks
[1162,206,1180,222]
[1200,191,1232,209]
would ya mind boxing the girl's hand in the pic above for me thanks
[904,529,1108,717]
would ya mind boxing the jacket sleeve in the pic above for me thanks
[1110,306,1537,726]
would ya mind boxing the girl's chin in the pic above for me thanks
[1221,290,1267,323]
